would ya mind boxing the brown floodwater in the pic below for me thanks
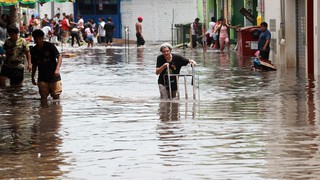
[1,44,320,179]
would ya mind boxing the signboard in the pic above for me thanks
[251,41,258,49]
[239,7,255,24]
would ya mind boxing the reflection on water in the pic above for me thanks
[306,77,316,125]
[0,95,68,178]
[137,48,144,63]
[158,102,180,121]
[1,44,320,179]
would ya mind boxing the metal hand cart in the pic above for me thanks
[166,64,199,100]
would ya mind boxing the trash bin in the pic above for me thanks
[237,26,260,57]
[175,23,202,48]
[183,23,191,45]
[174,24,184,45]
[174,23,191,47]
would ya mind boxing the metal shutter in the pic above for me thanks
[296,0,306,68]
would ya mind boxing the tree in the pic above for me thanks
[8,4,19,27]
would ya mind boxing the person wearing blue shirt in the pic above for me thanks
[258,22,271,60]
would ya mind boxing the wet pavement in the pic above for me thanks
[1,43,320,179]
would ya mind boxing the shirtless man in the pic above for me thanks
[135,16,145,47]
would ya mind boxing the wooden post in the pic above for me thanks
[190,26,193,49]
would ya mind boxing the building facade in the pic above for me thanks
[120,0,197,42]
[201,0,260,44]
[264,0,320,77]
[201,0,320,77]
[43,0,198,41]
[74,0,121,38]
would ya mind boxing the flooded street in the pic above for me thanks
[1,44,320,179]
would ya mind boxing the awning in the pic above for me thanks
[0,0,72,6]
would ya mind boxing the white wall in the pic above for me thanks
[263,0,281,64]
[121,0,197,42]
[38,2,74,19]
[283,0,297,67]
[263,0,298,67]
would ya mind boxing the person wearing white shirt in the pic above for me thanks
[53,13,61,24]
[190,18,200,48]
[77,15,85,42]
[97,18,106,43]
[77,15,84,30]
[41,25,52,41]
[207,17,215,47]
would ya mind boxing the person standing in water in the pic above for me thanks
[135,16,145,47]
[190,18,200,48]
[156,43,197,99]
[31,29,62,100]
[213,18,239,51]
[249,21,271,61]
[104,17,115,46]
[0,25,31,87]
[257,22,271,61]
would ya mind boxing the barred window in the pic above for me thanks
[77,0,94,15]
[77,0,118,15]
[96,0,118,15]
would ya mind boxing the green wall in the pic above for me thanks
[232,0,244,27]
[197,0,258,43]
[197,0,204,25]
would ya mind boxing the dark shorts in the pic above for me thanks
[136,33,145,46]
[0,65,24,85]
[106,34,113,43]
[99,36,106,43]
[260,50,270,60]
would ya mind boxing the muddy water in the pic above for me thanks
[1,45,320,179]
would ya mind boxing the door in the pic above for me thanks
[232,0,244,27]
[74,0,121,38]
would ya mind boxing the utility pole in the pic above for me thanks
[51,1,55,19]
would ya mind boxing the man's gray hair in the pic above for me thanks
[160,43,173,52]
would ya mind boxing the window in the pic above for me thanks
[77,0,94,15]
[96,0,118,15]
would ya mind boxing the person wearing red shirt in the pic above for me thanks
[61,15,71,44]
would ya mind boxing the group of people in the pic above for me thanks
[203,17,240,51]
[0,13,145,101]
[0,12,119,100]
[156,17,271,99]
[202,16,271,61]
[0,24,62,100]
[204,16,271,61]
[18,12,116,48]
[0,12,271,101]
[0,16,193,101]
[191,17,239,51]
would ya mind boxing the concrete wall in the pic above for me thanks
[283,0,297,67]
[263,0,281,64]
[37,2,74,19]
[121,0,197,42]
[197,0,204,26]
[263,0,298,68]
[314,0,320,77]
